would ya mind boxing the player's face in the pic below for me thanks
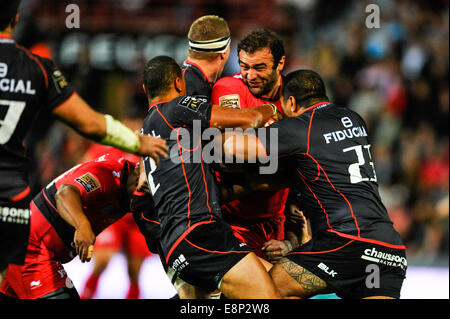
[127,166,140,196]
[239,47,282,97]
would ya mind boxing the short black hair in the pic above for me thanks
[143,56,181,99]
[0,0,21,31]
[283,70,329,105]
[237,29,285,69]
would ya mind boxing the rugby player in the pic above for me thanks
[182,15,230,98]
[211,29,290,265]
[140,55,280,299]
[0,0,168,284]
[222,69,407,299]
[79,144,150,299]
[0,153,146,299]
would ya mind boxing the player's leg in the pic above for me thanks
[0,193,32,286]
[124,218,151,299]
[81,224,120,299]
[80,248,114,299]
[220,252,281,299]
[269,257,329,299]
[125,255,145,299]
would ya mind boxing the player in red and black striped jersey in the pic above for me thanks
[0,1,167,281]
[182,15,231,100]
[140,56,281,298]
[222,70,407,299]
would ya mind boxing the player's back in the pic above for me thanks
[182,60,212,99]
[141,97,222,252]
[0,37,73,198]
[283,102,403,246]
[35,153,134,248]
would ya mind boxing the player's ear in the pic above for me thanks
[174,76,185,95]
[288,96,300,114]
[277,56,286,73]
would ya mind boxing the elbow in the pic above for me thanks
[55,184,79,204]
[242,111,264,129]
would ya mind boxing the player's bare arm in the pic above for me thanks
[52,93,168,164]
[210,103,277,129]
[262,207,311,263]
[55,184,95,263]
[219,130,267,162]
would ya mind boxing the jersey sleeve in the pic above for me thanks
[211,77,243,108]
[58,165,104,202]
[170,96,213,128]
[38,56,75,112]
[256,117,308,157]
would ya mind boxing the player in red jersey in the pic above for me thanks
[211,29,290,267]
[79,142,151,299]
[0,153,141,299]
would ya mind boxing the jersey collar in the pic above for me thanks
[184,59,211,85]
[148,101,169,110]
[299,101,331,115]
[0,34,14,43]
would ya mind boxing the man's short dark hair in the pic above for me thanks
[143,56,182,99]
[237,29,285,69]
[283,70,329,105]
[0,0,21,31]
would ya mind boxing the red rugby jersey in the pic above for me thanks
[37,153,138,243]
[211,73,289,220]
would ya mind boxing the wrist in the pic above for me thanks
[268,104,277,117]
[283,240,293,252]
[101,115,141,154]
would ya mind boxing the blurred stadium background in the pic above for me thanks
[12,0,449,298]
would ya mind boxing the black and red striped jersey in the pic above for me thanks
[182,59,212,100]
[259,102,404,248]
[141,96,222,256]
[0,35,74,200]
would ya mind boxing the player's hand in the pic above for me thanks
[136,163,150,193]
[73,223,96,263]
[289,204,311,244]
[137,171,150,193]
[262,239,292,263]
[137,135,169,166]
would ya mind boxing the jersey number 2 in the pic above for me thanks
[145,156,160,196]
[343,144,377,184]
[0,100,26,144]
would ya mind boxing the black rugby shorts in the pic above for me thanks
[166,220,252,291]
[285,231,407,299]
